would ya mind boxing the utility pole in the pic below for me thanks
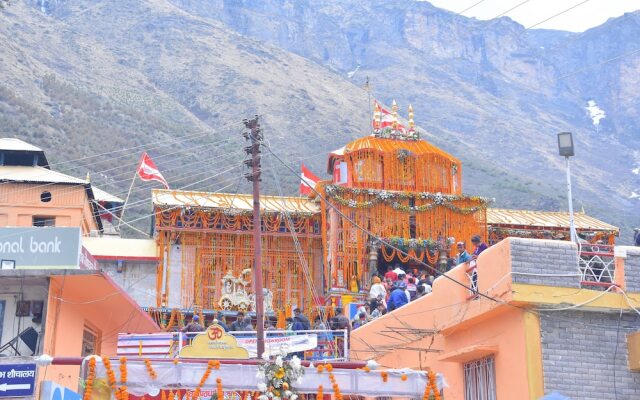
[243,116,265,359]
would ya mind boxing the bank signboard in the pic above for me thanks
[0,227,82,269]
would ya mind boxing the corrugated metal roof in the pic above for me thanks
[92,186,124,203]
[487,208,619,232]
[0,165,86,184]
[82,237,157,260]
[0,138,43,152]
[152,189,320,214]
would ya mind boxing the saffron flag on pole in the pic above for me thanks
[300,163,320,196]
[137,152,169,189]
[373,100,406,132]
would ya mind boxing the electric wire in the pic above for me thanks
[525,0,592,30]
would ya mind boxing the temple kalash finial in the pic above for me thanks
[373,102,381,131]
[408,104,418,140]
[391,99,399,131]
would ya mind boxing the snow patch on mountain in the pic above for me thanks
[586,100,606,126]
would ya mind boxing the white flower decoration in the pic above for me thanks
[275,356,284,367]
[257,383,267,392]
[290,355,302,370]
[366,359,379,370]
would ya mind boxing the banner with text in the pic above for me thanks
[236,334,318,358]
[0,227,81,269]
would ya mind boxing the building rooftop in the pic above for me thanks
[0,138,49,167]
[0,165,86,184]
[152,189,320,214]
[487,208,619,233]
[82,237,157,260]
[92,186,125,203]
[0,138,43,152]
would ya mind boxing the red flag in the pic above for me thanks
[137,152,169,189]
[300,163,320,196]
[373,100,406,132]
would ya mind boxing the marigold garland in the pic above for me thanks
[380,371,388,383]
[118,357,129,400]
[317,385,323,399]
[216,377,223,399]
[144,359,157,380]
[102,357,117,392]
[401,374,408,381]
[193,359,215,399]
[422,370,441,400]
[83,358,97,400]
[328,372,342,400]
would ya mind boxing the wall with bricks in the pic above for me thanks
[540,310,640,399]
[623,247,640,293]
[509,238,580,288]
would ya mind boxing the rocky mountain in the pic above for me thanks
[1,0,638,242]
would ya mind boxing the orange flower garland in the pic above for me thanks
[118,357,129,400]
[193,360,216,399]
[317,385,323,399]
[102,357,117,392]
[422,370,441,400]
[401,374,408,382]
[216,377,223,399]
[316,364,324,373]
[144,359,158,380]
[380,371,388,383]
[328,372,343,400]
[83,357,97,400]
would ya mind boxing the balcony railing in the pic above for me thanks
[579,243,616,289]
[117,329,349,361]
[466,260,479,299]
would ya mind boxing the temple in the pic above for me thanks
[148,102,616,323]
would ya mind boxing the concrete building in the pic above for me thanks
[350,238,640,400]
[82,237,159,307]
[0,269,159,397]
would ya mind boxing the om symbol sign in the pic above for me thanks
[208,326,223,340]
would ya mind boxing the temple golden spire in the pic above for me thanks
[373,102,381,131]
[85,172,91,183]
[391,100,398,131]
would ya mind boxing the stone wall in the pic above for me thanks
[623,247,640,293]
[509,238,580,288]
[540,310,640,399]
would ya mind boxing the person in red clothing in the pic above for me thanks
[384,265,398,282]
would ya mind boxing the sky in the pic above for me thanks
[426,0,640,32]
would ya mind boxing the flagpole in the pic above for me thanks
[117,170,137,231]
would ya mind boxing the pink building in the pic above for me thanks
[350,238,640,399]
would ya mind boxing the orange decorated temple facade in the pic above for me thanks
[148,102,617,324]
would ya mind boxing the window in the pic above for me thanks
[81,325,100,357]
[32,216,55,227]
[464,356,497,400]
[40,191,52,202]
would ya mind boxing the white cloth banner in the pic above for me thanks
[89,360,432,397]
[236,334,317,358]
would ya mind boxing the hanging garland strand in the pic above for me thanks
[325,185,492,214]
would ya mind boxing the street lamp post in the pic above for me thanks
[557,132,577,243]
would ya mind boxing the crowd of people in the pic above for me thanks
[349,235,490,326]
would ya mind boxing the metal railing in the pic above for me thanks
[579,243,616,288]
[117,329,349,361]
[466,260,479,299]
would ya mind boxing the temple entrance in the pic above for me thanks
[375,243,438,278]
